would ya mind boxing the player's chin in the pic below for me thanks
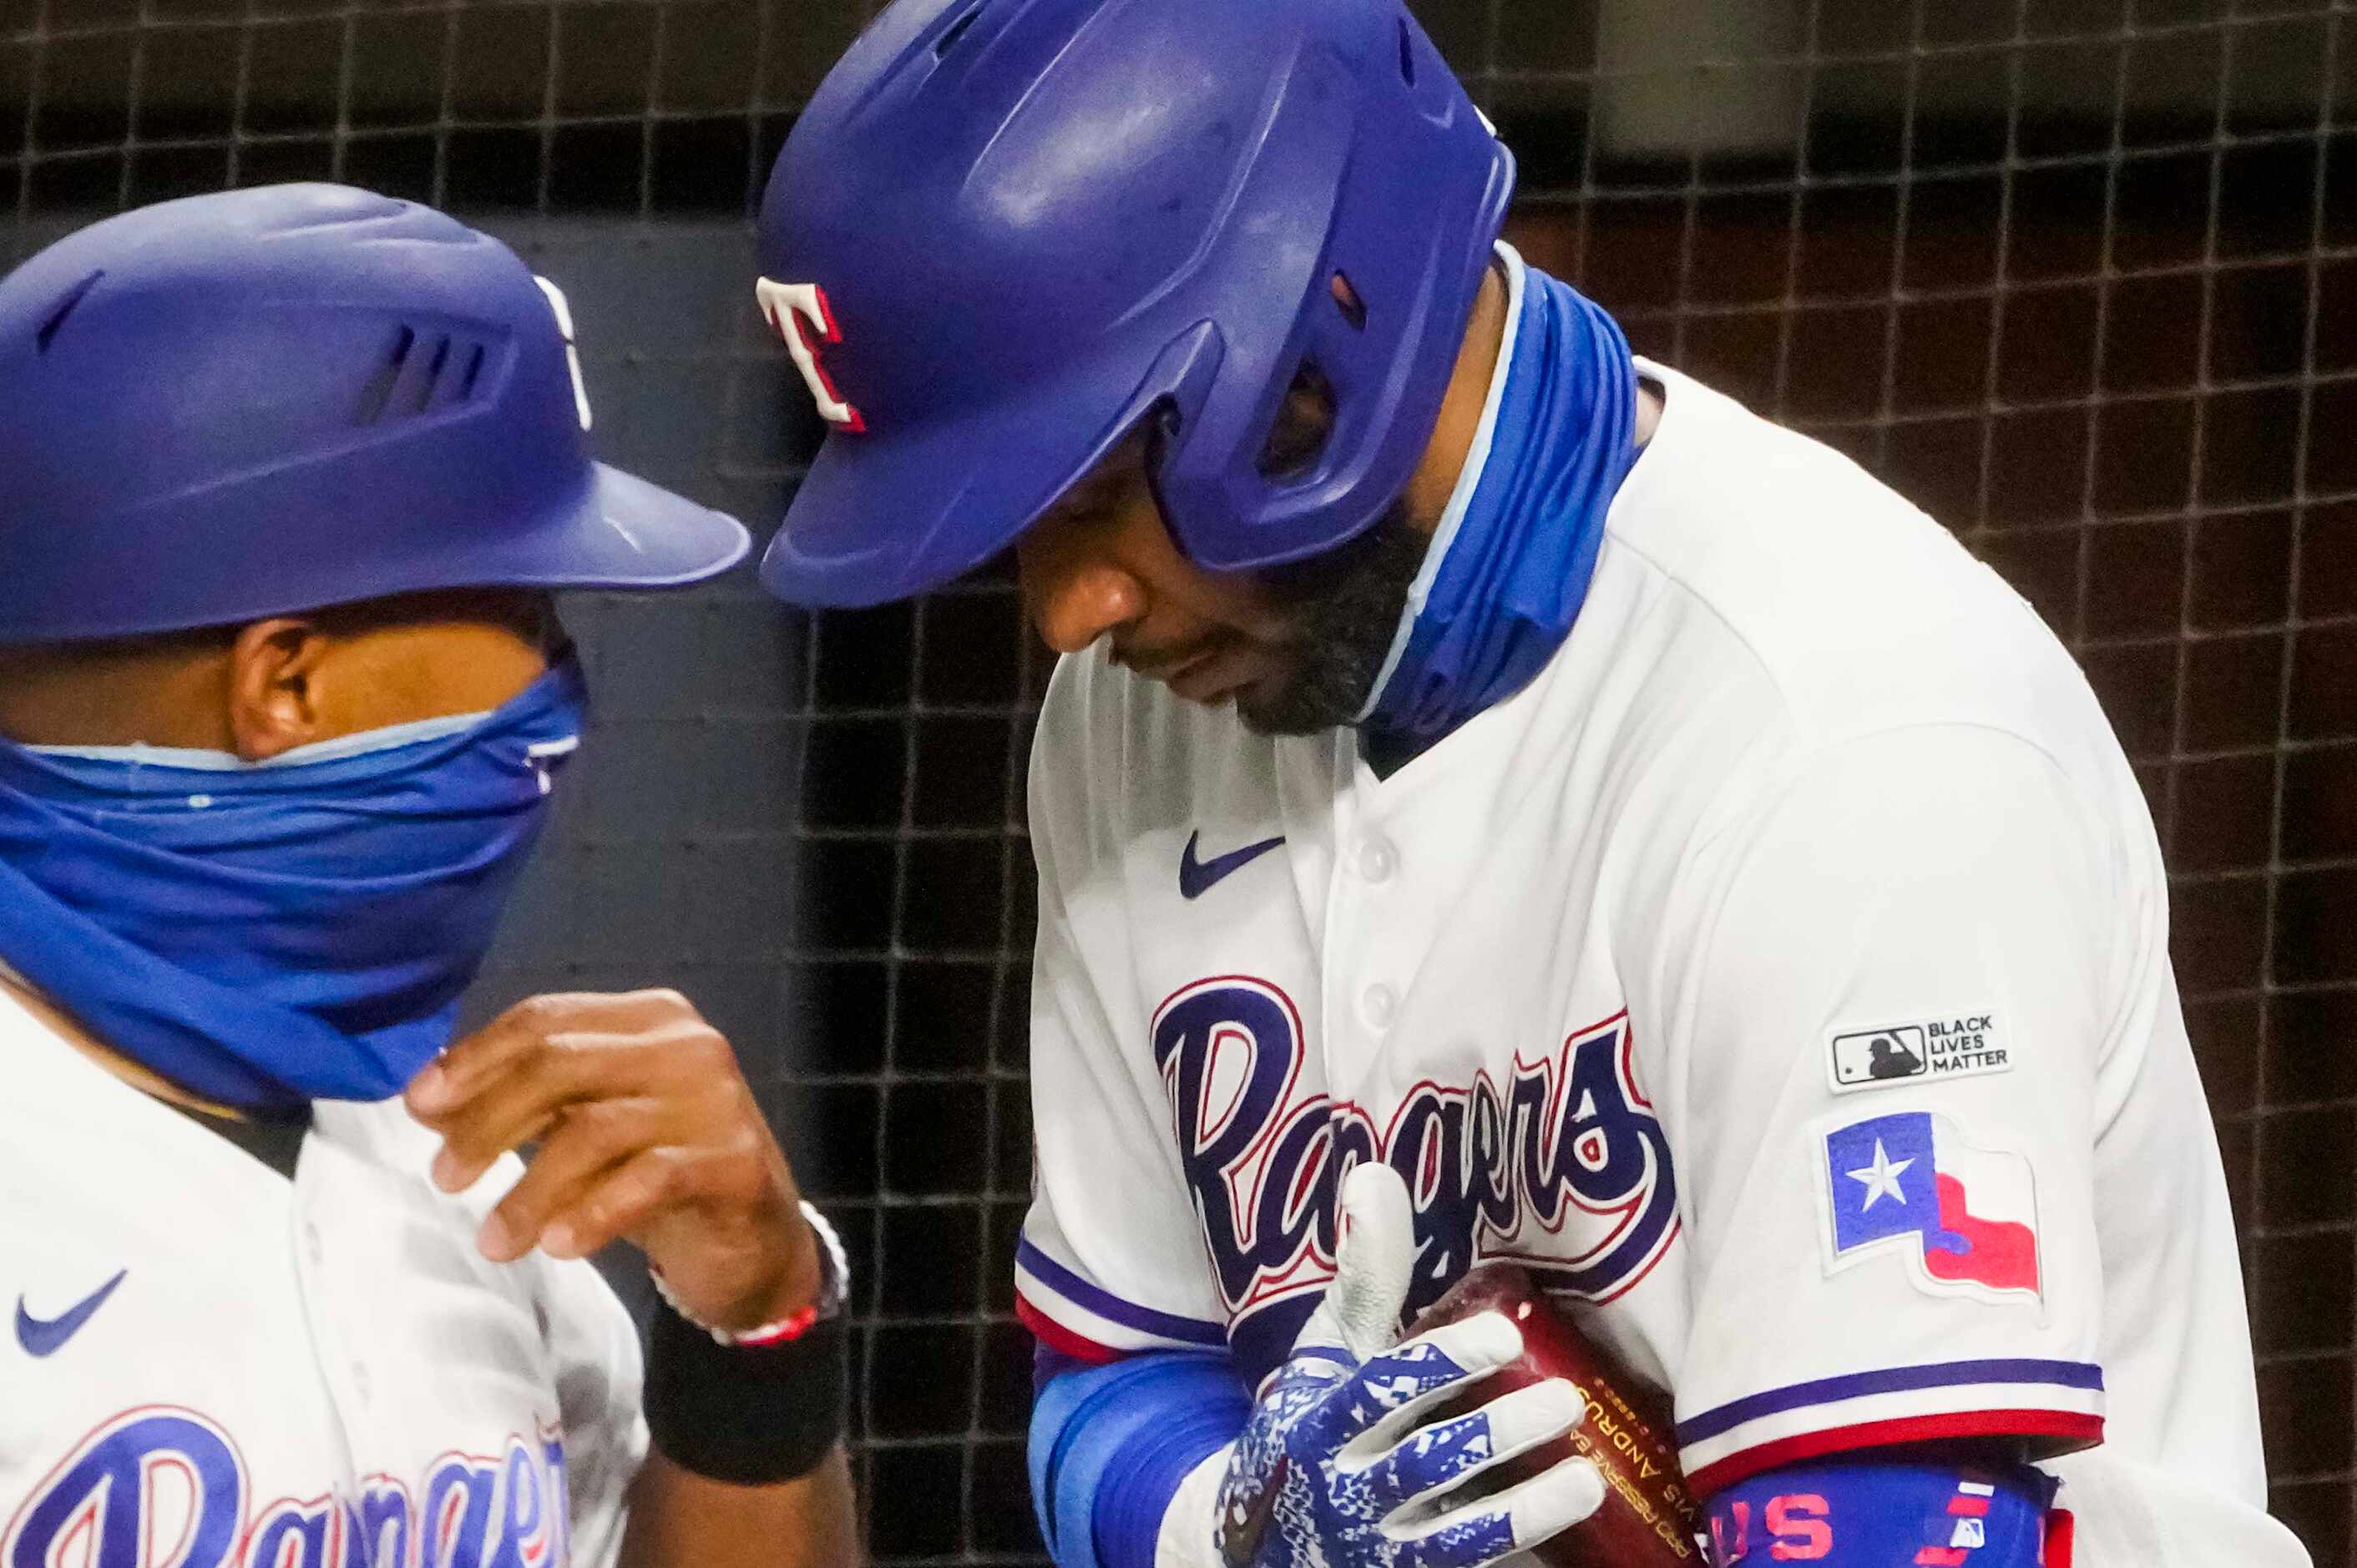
[1161,644,1277,714]
[1232,658,1364,739]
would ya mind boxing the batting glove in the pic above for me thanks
[1168,1163,1605,1568]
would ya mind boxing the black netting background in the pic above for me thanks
[3,1,2351,1563]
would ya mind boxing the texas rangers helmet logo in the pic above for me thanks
[534,276,595,432]
[756,278,867,432]
[1154,978,1679,1360]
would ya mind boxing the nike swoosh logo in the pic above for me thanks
[17,1269,127,1358]
[1180,830,1286,900]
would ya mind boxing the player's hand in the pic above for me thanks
[1213,1165,1605,1568]
[403,989,822,1336]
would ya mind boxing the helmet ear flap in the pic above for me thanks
[1141,398,1186,543]
[1237,249,1411,516]
[1256,361,1339,483]
[1331,272,1368,332]
[1249,276,1362,483]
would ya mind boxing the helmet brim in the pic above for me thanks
[501,462,753,590]
[0,463,752,645]
[759,387,1123,609]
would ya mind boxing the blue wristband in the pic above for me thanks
[1030,1352,1252,1568]
[1704,1454,2056,1565]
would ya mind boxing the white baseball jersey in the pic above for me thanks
[0,986,646,1568]
[1015,359,2308,1565]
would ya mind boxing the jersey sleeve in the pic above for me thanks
[1656,726,2122,1496]
[537,1252,649,1568]
[1016,655,1232,1364]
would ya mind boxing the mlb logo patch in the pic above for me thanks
[1819,1110,2041,1304]
[1829,1024,1930,1087]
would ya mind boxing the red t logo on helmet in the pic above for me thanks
[757,279,867,434]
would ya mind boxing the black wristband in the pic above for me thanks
[644,1292,848,1485]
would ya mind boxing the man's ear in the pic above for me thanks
[225,618,332,762]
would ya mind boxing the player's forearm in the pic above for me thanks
[624,1446,861,1568]
[1031,1351,1253,1568]
[407,992,860,1564]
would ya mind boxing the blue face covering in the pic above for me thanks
[1358,245,1641,750]
[0,655,587,1110]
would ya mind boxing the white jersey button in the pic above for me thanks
[352,1362,373,1404]
[1361,983,1397,1030]
[304,1222,324,1265]
[1357,836,1398,883]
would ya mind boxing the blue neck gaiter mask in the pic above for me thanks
[1358,245,1640,752]
[0,654,588,1110]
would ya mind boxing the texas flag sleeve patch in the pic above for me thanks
[1820,1110,2041,1304]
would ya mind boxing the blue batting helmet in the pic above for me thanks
[754,0,1515,609]
[0,184,749,642]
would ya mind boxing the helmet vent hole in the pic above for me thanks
[1397,20,1417,85]
[1257,361,1338,481]
[354,324,417,425]
[1332,271,1367,331]
[35,269,104,354]
[354,326,473,425]
[417,334,454,413]
[936,8,984,58]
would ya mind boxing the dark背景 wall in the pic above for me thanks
[3,0,2352,1562]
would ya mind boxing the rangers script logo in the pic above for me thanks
[3,1408,573,1568]
[1153,977,1679,1379]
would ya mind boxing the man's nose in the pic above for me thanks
[1019,538,1146,656]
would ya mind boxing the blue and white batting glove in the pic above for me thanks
[1160,1165,1604,1568]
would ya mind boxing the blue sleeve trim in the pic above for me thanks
[1029,1352,1251,1568]
[1703,1452,2057,1565]
[1017,1237,1231,1347]
[1675,1359,2104,1445]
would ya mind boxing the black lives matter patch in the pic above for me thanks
[1827,1014,2010,1094]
